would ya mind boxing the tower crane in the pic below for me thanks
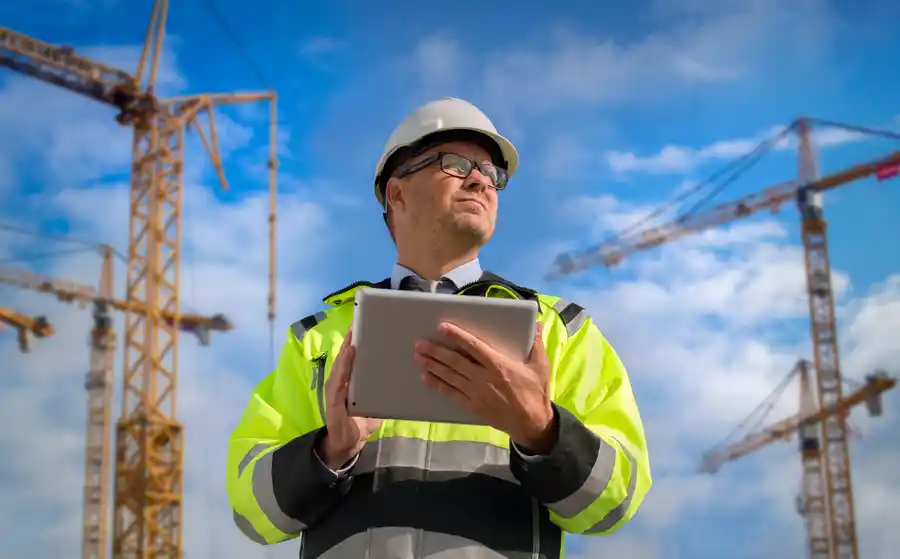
[0,307,54,352]
[699,360,896,558]
[1,1,279,557]
[546,118,900,559]
[0,244,232,559]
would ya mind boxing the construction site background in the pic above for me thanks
[1,1,899,558]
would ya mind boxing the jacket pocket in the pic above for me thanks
[310,353,327,425]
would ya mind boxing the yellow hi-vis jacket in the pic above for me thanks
[227,272,651,559]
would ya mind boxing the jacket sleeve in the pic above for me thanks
[509,300,652,536]
[226,324,352,545]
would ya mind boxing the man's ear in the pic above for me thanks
[385,177,405,213]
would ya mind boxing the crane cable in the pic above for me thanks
[199,0,271,90]
[568,117,900,266]
[708,366,800,452]
[0,246,99,265]
[568,123,797,265]
[807,118,900,143]
[0,221,102,248]
[193,4,279,556]
[198,0,279,372]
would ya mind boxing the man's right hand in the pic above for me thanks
[316,327,383,470]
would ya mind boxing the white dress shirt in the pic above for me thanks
[390,258,483,290]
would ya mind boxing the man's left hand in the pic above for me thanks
[414,321,557,455]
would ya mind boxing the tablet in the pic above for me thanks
[347,288,538,425]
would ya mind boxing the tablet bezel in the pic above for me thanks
[347,288,538,425]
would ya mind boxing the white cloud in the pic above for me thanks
[546,192,899,558]
[604,123,871,176]
[410,36,463,98]
[0,42,185,192]
[299,36,347,60]
[404,0,837,123]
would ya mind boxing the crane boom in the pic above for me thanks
[0,26,150,122]
[700,371,896,473]
[0,266,233,336]
[548,147,900,277]
[0,307,54,352]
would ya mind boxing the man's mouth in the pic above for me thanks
[457,198,485,210]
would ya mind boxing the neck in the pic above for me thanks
[396,236,480,281]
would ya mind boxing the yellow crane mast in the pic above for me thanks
[0,307,54,352]
[1,1,278,557]
[699,361,896,557]
[0,246,231,559]
[546,118,899,559]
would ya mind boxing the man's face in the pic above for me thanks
[388,140,500,246]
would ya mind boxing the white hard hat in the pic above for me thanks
[373,97,519,207]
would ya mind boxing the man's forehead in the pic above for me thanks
[421,141,492,161]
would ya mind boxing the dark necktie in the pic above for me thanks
[399,275,457,294]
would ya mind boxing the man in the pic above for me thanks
[227,97,651,559]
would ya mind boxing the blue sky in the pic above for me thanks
[1,0,899,558]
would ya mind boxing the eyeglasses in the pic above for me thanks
[396,152,509,190]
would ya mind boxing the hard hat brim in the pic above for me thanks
[374,127,519,207]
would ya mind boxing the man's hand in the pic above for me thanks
[413,321,557,454]
[316,327,383,470]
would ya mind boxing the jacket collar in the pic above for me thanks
[322,269,537,307]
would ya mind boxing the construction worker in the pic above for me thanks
[226,97,652,558]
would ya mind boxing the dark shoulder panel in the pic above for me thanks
[290,310,328,342]
[549,298,589,338]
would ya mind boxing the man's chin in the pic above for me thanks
[450,218,493,245]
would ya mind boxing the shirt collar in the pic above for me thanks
[391,258,483,290]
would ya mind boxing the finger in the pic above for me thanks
[327,345,355,395]
[419,356,473,393]
[415,340,476,379]
[422,370,472,409]
[436,322,502,366]
[332,376,350,410]
[528,321,547,363]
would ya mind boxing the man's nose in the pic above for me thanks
[463,168,492,191]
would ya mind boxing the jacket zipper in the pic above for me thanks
[310,354,327,424]
[531,498,541,559]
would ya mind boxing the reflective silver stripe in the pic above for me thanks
[251,447,307,535]
[545,435,618,519]
[232,509,268,545]
[313,357,327,425]
[354,436,517,485]
[238,443,270,477]
[319,527,525,559]
[583,444,639,534]
[551,298,588,337]
[290,311,327,341]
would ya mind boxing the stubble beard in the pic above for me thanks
[444,212,492,249]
